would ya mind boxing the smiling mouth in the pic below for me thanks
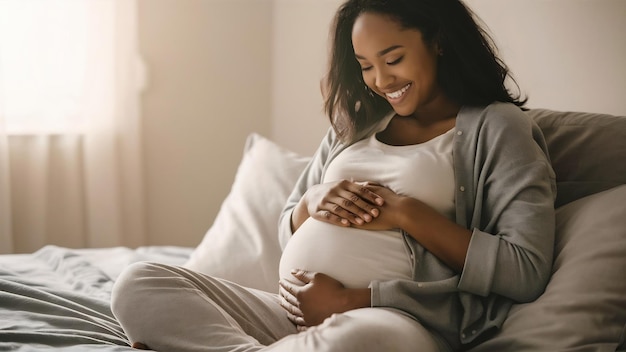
[385,83,411,100]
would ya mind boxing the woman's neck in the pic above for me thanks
[409,96,460,127]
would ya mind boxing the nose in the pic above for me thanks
[374,67,394,90]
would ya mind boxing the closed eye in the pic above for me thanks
[361,66,373,72]
[387,56,404,65]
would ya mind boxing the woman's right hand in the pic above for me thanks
[296,180,384,229]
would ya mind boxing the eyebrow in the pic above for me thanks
[354,45,403,60]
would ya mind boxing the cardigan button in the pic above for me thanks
[459,186,465,192]
[457,130,463,136]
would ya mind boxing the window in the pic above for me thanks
[0,0,97,134]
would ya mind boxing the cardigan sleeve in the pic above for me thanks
[457,103,557,302]
[278,128,339,250]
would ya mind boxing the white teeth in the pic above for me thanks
[385,83,411,99]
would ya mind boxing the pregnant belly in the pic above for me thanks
[279,218,412,289]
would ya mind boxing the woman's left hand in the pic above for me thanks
[351,184,407,231]
[279,270,351,330]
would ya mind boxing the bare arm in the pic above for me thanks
[354,184,471,272]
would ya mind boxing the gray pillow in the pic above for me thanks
[527,109,626,207]
[468,185,626,352]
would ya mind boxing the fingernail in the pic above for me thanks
[341,218,349,225]
[356,218,364,225]
[371,208,379,217]
[376,198,384,205]
[363,214,372,222]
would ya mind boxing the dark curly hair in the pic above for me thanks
[323,0,526,142]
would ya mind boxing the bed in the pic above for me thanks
[1,108,625,351]
[0,245,192,351]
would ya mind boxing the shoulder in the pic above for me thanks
[458,102,534,135]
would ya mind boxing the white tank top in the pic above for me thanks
[279,127,456,288]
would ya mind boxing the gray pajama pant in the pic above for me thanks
[111,262,449,352]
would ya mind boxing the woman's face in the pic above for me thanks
[352,12,443,117]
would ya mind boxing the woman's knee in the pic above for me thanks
[110,261,168,320]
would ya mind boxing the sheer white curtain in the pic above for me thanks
[0,0,145,254]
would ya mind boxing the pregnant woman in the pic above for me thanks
[111,0,556,351]
[278,120,457,291]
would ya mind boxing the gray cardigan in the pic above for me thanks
[278,102,557,349]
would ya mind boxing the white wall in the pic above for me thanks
[465,0,626,116]
[271,0,342,156]
[138,0,273,247]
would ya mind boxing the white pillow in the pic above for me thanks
[468,185,626,351]
[183,133,310,293]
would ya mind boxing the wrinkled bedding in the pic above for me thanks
[0,245,193,351]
